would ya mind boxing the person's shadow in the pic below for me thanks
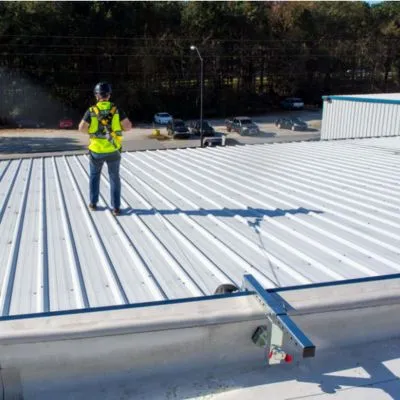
[122,206,321,219]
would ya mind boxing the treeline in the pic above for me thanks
[0,1,399,124]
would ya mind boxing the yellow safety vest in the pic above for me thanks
[88,101,123,153]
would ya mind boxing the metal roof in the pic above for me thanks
[1,137,400,317]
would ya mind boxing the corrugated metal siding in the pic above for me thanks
[1,138,400,317]
[321,97,400,140]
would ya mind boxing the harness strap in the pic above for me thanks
[91,104,117,127]
[90,104,119,148]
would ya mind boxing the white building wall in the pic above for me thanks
[321,94,400,140]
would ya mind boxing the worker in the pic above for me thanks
[78,82,132,216]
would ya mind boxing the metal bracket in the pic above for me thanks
[243,274,316,363]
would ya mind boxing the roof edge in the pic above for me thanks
[322,95,400,105]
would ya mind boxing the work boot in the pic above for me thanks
[112,208,121,216]
[88,203,97,211]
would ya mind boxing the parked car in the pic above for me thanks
[166,119,190,139]
[154,112,173,125]
[280,97,304,110]
[275,117,308,131]
[188,120,215,137]
[202,132,226,147]
[14,118,45,128]
[59,118,74,129]
[225,116,260,135]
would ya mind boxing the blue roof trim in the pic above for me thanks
[322,95,400,105]
[0,291,251,323]
[271,272,400,293]
[1,273,399,324]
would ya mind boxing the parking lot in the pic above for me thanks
[0,110,322,159]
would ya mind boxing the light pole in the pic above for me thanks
[190,45,204,148]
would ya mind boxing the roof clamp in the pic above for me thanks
[242,274,316,366]
[252,321,292,365]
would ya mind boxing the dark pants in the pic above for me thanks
[89,151,121,209]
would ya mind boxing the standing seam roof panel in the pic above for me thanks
[181,146,398,278]
[0,138,400,317]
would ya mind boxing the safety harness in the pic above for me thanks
[91,103,118,148]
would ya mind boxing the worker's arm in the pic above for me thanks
[78,120,89,133]
[79,109,91,133]
[121,118,132,132]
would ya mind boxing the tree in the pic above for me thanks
[0,1,399,125]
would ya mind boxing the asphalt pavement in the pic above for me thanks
[0,110,322,160]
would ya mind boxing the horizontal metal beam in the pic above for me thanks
[271,272,400,294]
[242,274,316,358]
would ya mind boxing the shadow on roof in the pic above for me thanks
[122,207,322,218]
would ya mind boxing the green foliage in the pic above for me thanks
[0,1,399,124]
